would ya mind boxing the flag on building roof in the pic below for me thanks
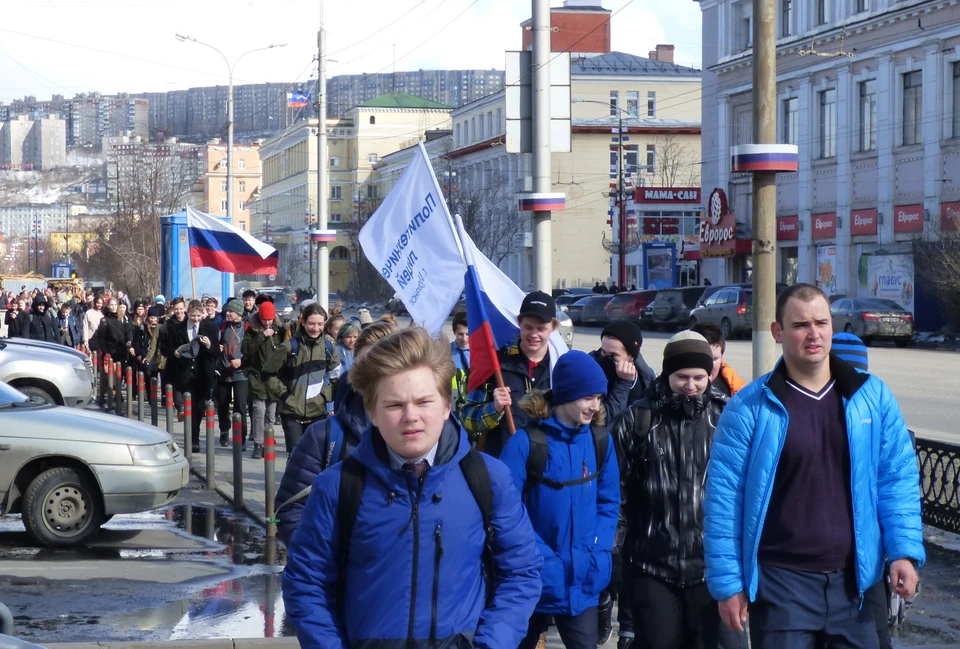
[287,91,310,108]
[186,207,278,275]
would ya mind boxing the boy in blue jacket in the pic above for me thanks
[283,327,543,649]
[499,350,620,649]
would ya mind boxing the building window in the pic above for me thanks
[738,2,753,50]
[496,108,502,132]
[479,114,484,139]
[220,200,227,211]
[239,222,246,231]
[647,91,656,117]
[368,153,378,164]
[220,180,227,192]
[781,97,798,145]
[781,0,793,36]
[455,123,461,146]
[610,91,619,117]
[487,111,493,134]
[646,145,656,175]
[330,185,342,200]
[238,180,246,192]
[816,0,830,24]
[856,0,869,12]
[369,116,376,125]
[238,201,245,211]
[903,70,922,145]
[954,63,960,138]
[331,213,342,223]
[471,117,476,140]
[858,80,877,151]
[626,91,639,117]
[819,88,837,158]
[367,185,378,200]
[624,146,639,174]
[238,158,245,169]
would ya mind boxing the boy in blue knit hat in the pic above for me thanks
[499,350,620,649]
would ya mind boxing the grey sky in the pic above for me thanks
[0,0,702,103]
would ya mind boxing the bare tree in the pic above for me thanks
[84,144,195,297]
[344,185,391,300]
[653,135,701,188]
[450,170,525,267]
[913,221,960,330]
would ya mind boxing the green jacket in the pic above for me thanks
[241,317,286,399]
[269,329,341,422]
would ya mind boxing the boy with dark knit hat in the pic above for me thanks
[499,351,620,649]
[591,320,658,417]
[612,330,728,649]
[215,298,249,447]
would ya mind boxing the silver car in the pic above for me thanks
[556,308,575,349]
[0,382,189,547]
[0,338,93,406]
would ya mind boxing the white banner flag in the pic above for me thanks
[359,142,465,335]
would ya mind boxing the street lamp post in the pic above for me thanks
[176,35,285,233]
[573,98,638,289]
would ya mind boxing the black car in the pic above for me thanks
[650,286,708,330]
[580,295,614,326]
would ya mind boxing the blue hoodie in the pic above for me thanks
[499,415,620,616]
[282,418,543,649]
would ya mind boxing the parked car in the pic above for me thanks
[830,298,913,347]
[580,295,614,326]
[556,294,586,312]
[261,289,295,321]
[695,282,790,308]
[639,303,655,329]
[650,286,708,330]
[328,293,344,311]
[0,338,93,407]
[556,308,575,349]
[385,293,408,315]
[689,286,754,339]
[566,296,590,325]
[604,290,658,323]
[0,381,189,547]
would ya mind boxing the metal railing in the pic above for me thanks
[917,438,960,535]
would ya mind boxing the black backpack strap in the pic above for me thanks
[524,424,550,493]
[336,456,366,604]
[592,425,609,476]
[459,448,495,604]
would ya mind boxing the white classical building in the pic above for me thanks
[697,0,960,327]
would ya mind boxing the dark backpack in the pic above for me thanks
[524,423,609,492]
[336,448,496,603]
[322,416,346,471]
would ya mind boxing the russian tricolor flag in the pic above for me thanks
[186,207,278,276]
[454,216,567,392]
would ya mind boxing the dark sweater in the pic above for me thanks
[758,377,855,572]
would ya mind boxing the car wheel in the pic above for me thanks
[720,318,733,339]
[895,338,909,348]
[17,385,57,405]
[844,324,854,334]
[23,467,103,548]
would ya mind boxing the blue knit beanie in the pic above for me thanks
[550,350,608,405]
[831,332,868,372]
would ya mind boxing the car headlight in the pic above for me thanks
[73,364,91,382]
[128,443,174,465]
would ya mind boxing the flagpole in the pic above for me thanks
[191,267,197,300]
[453,215,515,445]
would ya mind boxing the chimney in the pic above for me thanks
[648,44,675,63]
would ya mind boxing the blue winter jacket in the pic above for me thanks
[499,415,620,616]
[275,384,369,545]
[703,356,925,603]
[282,417,543,649]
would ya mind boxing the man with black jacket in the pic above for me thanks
[613,331,728,649]
[20,295,60,343]
[172,300,219,452]
[216,299,249,448]
[160,298,188,416]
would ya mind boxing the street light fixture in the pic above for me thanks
[175,34,286,237]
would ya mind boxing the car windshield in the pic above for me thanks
[0,381,30,407]
[610,294,634,305]
[266,292,291,308]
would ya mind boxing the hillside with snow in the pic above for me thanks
[0,152,104,205]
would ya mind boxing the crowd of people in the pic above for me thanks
[275,284,924,649]
[3,282,923,649]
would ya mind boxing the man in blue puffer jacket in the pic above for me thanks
[499,351,620,649]
[703,284,924,649]
[283,327,542,649]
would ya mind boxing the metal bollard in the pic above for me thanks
[165,384,175,439]
[264,425,276,538]
[205,400,216,490]
[183,392,193,464]
[106,361,115,412]
[114,362,123,417]
[137,371,145,422]
[151,376,160,427]
[92,351,99,396]
[125,365,134,419]
[232,412,244,510]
